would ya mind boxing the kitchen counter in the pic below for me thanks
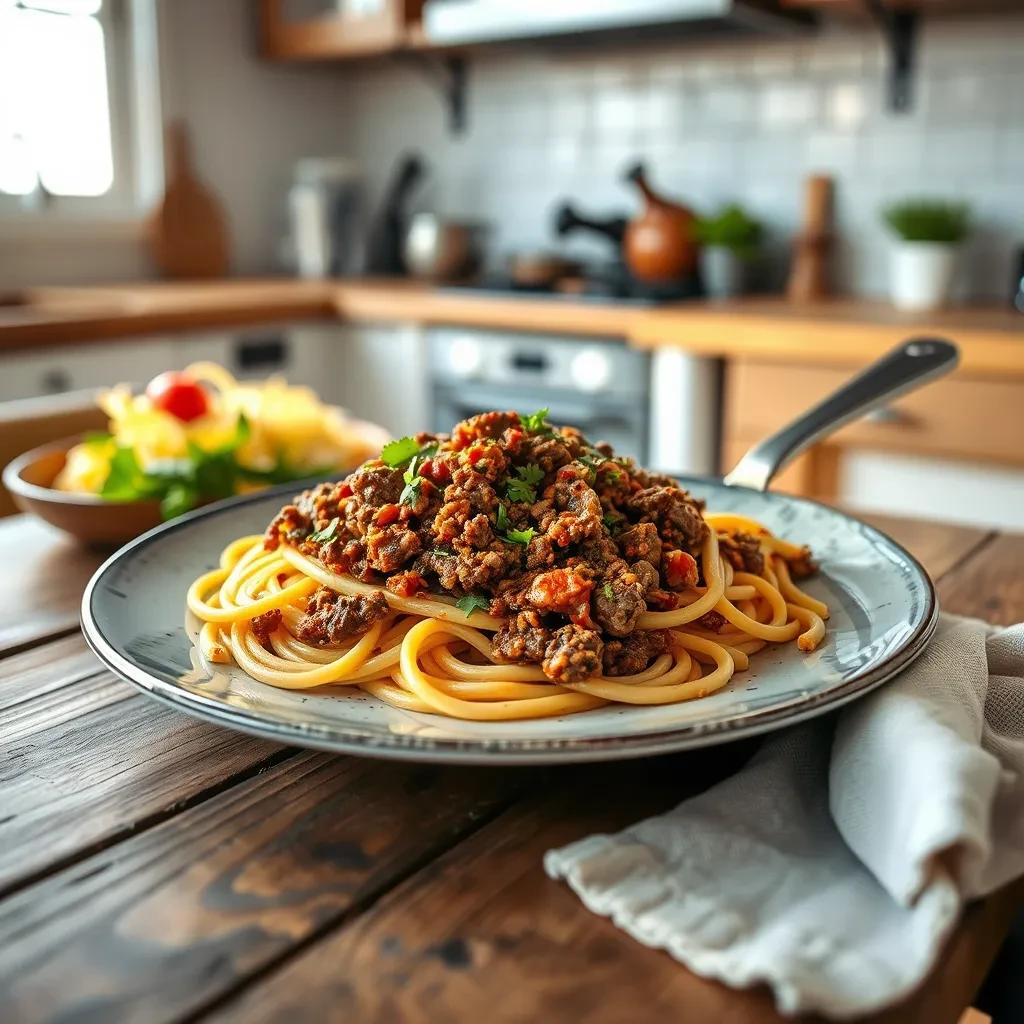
[2,278,1022,376]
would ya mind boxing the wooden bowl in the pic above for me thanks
[3,421,391,549]
[3,437,162,548]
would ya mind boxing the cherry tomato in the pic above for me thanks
[145,371,209,422]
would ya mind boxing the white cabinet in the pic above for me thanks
[298,323,428,437]
[839,451,1024,532]
[0,328,338,404]
[0,338,179,401]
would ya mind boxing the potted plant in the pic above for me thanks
[694,204,763,299]
[882,199,970,312]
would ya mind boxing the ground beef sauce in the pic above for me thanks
[264,410,728,685]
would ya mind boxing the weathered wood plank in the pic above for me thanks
[208,767,1024,1024]
[1,633,103,709]
[0,516,105,656]
[858,512,991,583]
[934,532,1024,625]
[206,757,789,1024]
[0,687,284,895]
[0,752,529,1024]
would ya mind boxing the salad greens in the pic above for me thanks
[98,414,331,521]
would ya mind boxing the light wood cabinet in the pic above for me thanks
[722,358,1024,501]
[782,1,1023,11]
[258,0,424,60]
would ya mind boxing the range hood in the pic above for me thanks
[422,0,810,46]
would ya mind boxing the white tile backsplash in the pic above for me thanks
[343,14,1024,299]
[759,81,821,129]
[824,81,869,132]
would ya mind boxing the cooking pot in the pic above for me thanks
[402,213,485,281]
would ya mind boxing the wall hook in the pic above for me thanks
[398,53,468,135]
[865,0,920,114]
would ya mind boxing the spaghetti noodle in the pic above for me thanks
[187,411,828,721]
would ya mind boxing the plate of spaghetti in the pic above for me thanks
[82,409,937,763]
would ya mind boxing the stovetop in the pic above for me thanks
[439,264,703,305]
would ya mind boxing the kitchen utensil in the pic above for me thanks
[148,122,230,279]
[82,337,958,764]
[787,174,833,303]
[365,153,426,275]
[508,251,579,289]
[554,202,629,249]
[622,162,698,283]
[288,157,362,278]
[402,213,485,282]
[726,337,958,490]
[1011,246,1024,313]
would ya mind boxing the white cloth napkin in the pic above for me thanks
[545,615,1024,1019]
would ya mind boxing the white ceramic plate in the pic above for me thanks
[81,479,937,764]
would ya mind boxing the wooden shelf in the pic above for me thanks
[258,0,424,62]
[783,1,1023,13]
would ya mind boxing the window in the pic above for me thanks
[0,0,158,216]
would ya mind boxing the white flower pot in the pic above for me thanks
[700,245,745,299]
[889,242,958,312]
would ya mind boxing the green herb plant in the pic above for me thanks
[882,200,970,244]
[694,204,763,257]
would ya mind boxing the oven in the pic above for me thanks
[428,327,650,461]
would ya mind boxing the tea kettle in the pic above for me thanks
[622,163,698,284]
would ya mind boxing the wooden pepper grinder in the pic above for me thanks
[787,175,833,302]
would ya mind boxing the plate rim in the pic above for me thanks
[80,479,939,765]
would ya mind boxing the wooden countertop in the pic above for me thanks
[2,509,1022,1023]
[2,278,1022,376]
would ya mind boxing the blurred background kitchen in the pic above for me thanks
[2,0,1023,531]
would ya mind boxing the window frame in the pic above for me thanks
[0,0,163,227]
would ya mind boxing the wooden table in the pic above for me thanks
[2,511,1022,1023]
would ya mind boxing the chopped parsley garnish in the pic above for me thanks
[506,463,544,504]
[495,503,535,545]
[399,457,423,506]
[602,583,614,600]
[380,436,420,468]
[602,512,622,534]
[606,470,622,485]
[518,408,553,435]
[309,516,340,543]
[399,479,421,506]
[456,594,491,618]
[578,453,607,482]
[504,526,535,545]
